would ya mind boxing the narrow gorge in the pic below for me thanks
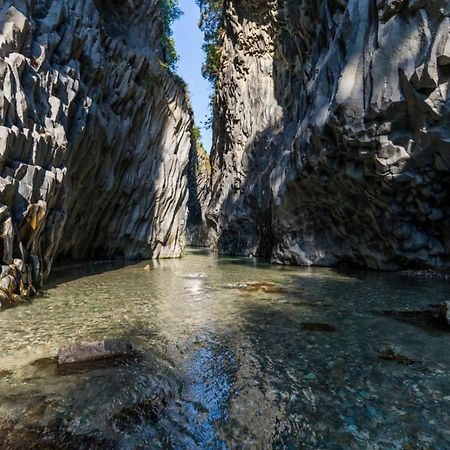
[1,1,450,448]
[1,0,450,299]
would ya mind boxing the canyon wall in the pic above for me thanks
[0,0,193,301]
[186,139,211,246]
[208,0,450,270]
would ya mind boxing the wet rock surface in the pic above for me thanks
[0,0,193,300]
[110,393,167,431]
[187,140,211,247]
[57,340,134,366]
[208,0,450,270]
[379,348,416,366]
[378,303,450,331]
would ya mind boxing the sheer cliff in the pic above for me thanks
[187,139,211,246]
[208,0,450,270]
[0,0,193,301]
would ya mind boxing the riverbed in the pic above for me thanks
[0,249,449,449]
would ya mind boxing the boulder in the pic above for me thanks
[57,340,134,366]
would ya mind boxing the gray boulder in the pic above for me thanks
[58,340,134,365]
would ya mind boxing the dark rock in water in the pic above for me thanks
[379,348,416,366]
[379,304,450,332]
[56,355,139,377]
[58,340,134,366]
[0,369,12,379]
[111,394,167,431]
[0,416,112,449]
[29,353,138,376]
[300,323,337,332]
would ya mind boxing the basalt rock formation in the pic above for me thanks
[187,139,211,246]
[208,0,450,270]
[0,0,192,301]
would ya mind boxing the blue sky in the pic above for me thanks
[173,0,213,152]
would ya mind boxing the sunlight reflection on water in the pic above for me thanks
[0,248,449,448]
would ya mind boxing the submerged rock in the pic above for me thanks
[0,416,112,449]
[379,348,416,366]
[300,323,337,332]
[224,281,288,294]
[58,340,134,366]
[111,394,167,431]
[379,304,450,331]
[244,282,286,294]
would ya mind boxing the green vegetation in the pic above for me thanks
[160,0,182,72]
[195,0,224,85]
[145,71,163,90]
[191,125,202,145]
[191,125,212,175]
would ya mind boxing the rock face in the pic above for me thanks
[187,140,211,246]
[208,0,450,269]
[0,0,192,297]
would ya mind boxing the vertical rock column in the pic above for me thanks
[207,0,310,257]
[0,0,193,303]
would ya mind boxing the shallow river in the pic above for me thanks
[0,249,449,449]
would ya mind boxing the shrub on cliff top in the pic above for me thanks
[160,0,182,72]
[195,0,224,84]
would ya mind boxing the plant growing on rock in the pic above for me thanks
[191,125,211,175]
[159,0,182,72]
[195,0,224,85]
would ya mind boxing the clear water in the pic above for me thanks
[0,249,449,449]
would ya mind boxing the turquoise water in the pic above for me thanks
[0,249,449,448]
